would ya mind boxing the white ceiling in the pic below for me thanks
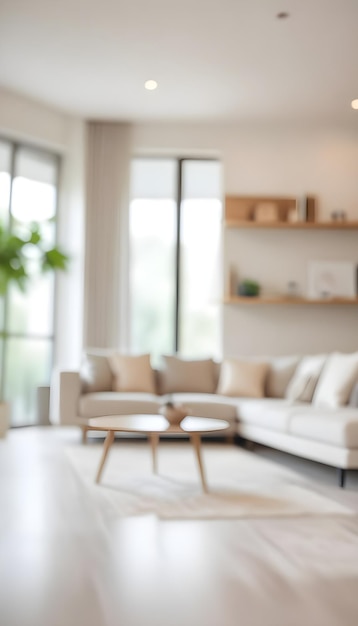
[1,0,358,125]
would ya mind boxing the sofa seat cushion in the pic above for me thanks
[288,407,358,448]
[235,398,301,432]
[166,393,238,422]
[79,392,161,418]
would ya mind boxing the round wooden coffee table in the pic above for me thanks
[85,414,230,493]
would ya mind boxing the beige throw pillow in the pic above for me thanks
[159,356,216,394]
[109,353,156,394]
[80,351,114,392]
[217,358,269,398]
[312,352,358,408]
[285,355,326,403]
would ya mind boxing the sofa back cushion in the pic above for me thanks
[80,350,114,393]
[312,352,358,408]
[217,358,269,398]
[79,350,298,398]
[158,356,217,395]
[285,354,326,403]
[265,356,300,398]
[109,353,156,394]
[349,382,358,407]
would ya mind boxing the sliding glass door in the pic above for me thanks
[0,139,60,426]
[179,160,222,357]
[129,158,222,362]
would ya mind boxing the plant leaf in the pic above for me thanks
[0,220,69,292]
[42,248,69,272]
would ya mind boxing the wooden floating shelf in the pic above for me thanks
[224,220,358,230]
[224,296,358,306]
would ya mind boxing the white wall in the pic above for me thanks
[55,118,86,369]
[132,121,358,357]
[0,88,71,151]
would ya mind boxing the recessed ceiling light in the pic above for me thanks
[351,99,358,110]
[144,80,158,91]
[276,12,290,19]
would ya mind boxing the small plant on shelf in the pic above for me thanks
[237,279,261,297]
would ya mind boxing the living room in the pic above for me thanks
[1,1,358,625]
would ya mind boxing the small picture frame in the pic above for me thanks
[307,261,357,299]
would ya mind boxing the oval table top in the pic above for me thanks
[85,414,230,434]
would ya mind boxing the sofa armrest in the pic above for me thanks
[59,371,82,425]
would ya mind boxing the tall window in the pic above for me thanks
[0,139,60,426]
[130,158,222,362]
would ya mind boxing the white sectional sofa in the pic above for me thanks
[57,350,358,487]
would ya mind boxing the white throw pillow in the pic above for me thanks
[312,352,358,408]
[109,353,156,394]
[217,358,269,398]
[285,354,326,403]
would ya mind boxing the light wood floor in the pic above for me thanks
[1,427,358,626]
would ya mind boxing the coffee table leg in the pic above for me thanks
[81,426,88,445]
[149,433,159,474]
[190,434,208,493]
[95,430,115,483]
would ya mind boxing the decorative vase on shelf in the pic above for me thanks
[159,401,189,426]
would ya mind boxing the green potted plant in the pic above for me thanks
[238,279,261,297]
[0,220,69,437]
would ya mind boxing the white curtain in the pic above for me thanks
[84,122,131,348]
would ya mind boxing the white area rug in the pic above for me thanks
[65,441,353,520]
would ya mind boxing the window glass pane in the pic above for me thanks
[130,199,176,362]
[182,160,222,200]
[0,339,3,387]
[11,177,57,223]
[7,273,55,335]
[131,158,177,199]
[0,141,11,172]
[12,148,58,222]
[0,142,11,332]
[179,161,222,359]
[4,338,52,426]
[8,166,56,335]
[0,140,11,224]
[15,148,57,185]
[0,298,4,332]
